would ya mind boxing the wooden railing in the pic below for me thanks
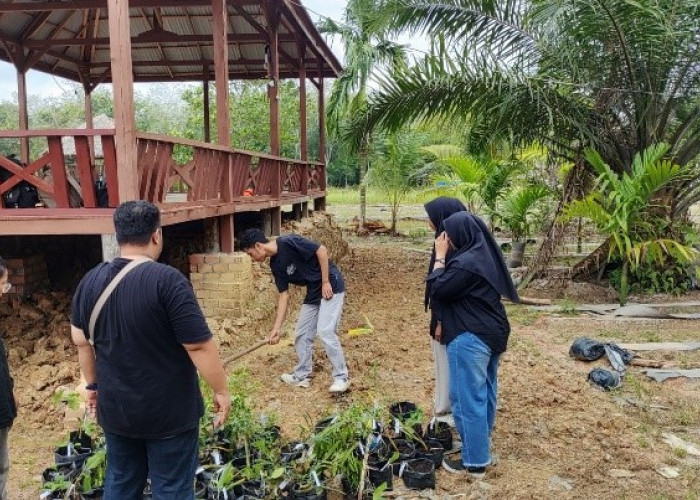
[0,129,119,209]
[0,130,325,211]
[136,133,326,204]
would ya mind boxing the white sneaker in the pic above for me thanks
[329,379,350,393]
[435,414,456,428]
[281,373,310,388]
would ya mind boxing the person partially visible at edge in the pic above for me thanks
[427,211,519,479]
[70,201,231,499]
[239,228,350,394]
[0,259,17,500]
[424,197,468,426]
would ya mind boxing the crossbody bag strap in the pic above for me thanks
[87,257,152,346]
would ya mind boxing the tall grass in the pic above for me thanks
[327,186,436,205]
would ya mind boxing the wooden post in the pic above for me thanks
[84,84,95,162]
[16,69,29,163]
[317,62,326,163]
[108,0,139,202]
[203,65,211,143]
[212,0,230,147]
[299,47,307,161]
[219,155,235,252]
[267,2,280,156]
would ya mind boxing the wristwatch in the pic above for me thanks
[435,258,446,264]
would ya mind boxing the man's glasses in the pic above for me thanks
[1,283,12,293]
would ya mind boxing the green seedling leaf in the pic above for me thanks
[270,467,285,479]
[373,483,388,499]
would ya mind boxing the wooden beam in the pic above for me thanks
[22,10,77,71]
[229,2,297,69]
[0,0,271,11]
[299,44,307,161]
[19,12,52,42]
[108,0,138,202]
[88,56,320,68]
[16,70,29,163]
[137,7,174,79]
[212,0,230,147]
[317,61,325,163]
[0,129,114,139]
[19,33,296,48]
[279,0,342,77]
[267,1,280,156]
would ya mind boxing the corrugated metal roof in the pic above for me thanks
[0,1,341,83]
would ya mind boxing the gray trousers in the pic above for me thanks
[432,338,452,415]
[292,292,348,382]
[0,427,9,500]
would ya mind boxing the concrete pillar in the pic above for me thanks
[204,218,221,253]
[262,210,272,236]
[292,203,302,221]
[270,207,282,236]
[101,233,120,261]
[301,201,309,218]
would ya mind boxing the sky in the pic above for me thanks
[0,0,347,101]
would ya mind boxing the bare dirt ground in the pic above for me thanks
[3,231,700,498]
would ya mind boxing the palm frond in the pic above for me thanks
[346,57,594,154]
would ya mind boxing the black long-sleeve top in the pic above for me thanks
[427,266,510,355]
[0,336,16,429]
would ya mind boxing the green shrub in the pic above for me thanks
[609,260,693,296]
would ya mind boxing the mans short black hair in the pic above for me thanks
[238,228,268,250]
[114,200,161,246]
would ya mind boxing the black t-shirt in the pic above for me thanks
[0,337,16,429]
[270,235,345,304]
[70,258,211,439]
[427,266,510,354]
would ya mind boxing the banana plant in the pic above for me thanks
[563,143,697,304]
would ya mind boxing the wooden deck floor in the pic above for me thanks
[0,192,323,235]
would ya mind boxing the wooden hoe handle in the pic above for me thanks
[222,339,269,367]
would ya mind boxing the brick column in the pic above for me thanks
[188,252,253,318]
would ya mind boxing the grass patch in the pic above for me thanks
[507,305,542,326]
[556,299,579,315]
[327,187,436,205]
[636,436,651,449]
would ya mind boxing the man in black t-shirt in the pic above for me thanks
[239,228,350,393]
[70,201,231,499]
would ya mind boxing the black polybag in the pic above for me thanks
[588,368,621,390]
[569,338,634,368]
[569,337,606,361]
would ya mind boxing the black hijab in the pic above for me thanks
[443,211,520,303]
[424,197,467,308]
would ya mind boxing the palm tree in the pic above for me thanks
[563,143,697,304]
[348,0,700,274]
[318,0,406,226]
[368,130,425,233]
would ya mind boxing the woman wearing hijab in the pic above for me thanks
[423,197,467,424]
[427,211,519,478]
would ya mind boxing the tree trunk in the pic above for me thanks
[571,239,610,280]
[519,159,585,287]
[359,139,369,228]
[619,259,629,305]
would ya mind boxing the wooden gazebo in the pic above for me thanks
[0,0,340,254]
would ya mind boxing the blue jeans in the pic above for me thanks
[447,332,500,468]
[104,427,198,499]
